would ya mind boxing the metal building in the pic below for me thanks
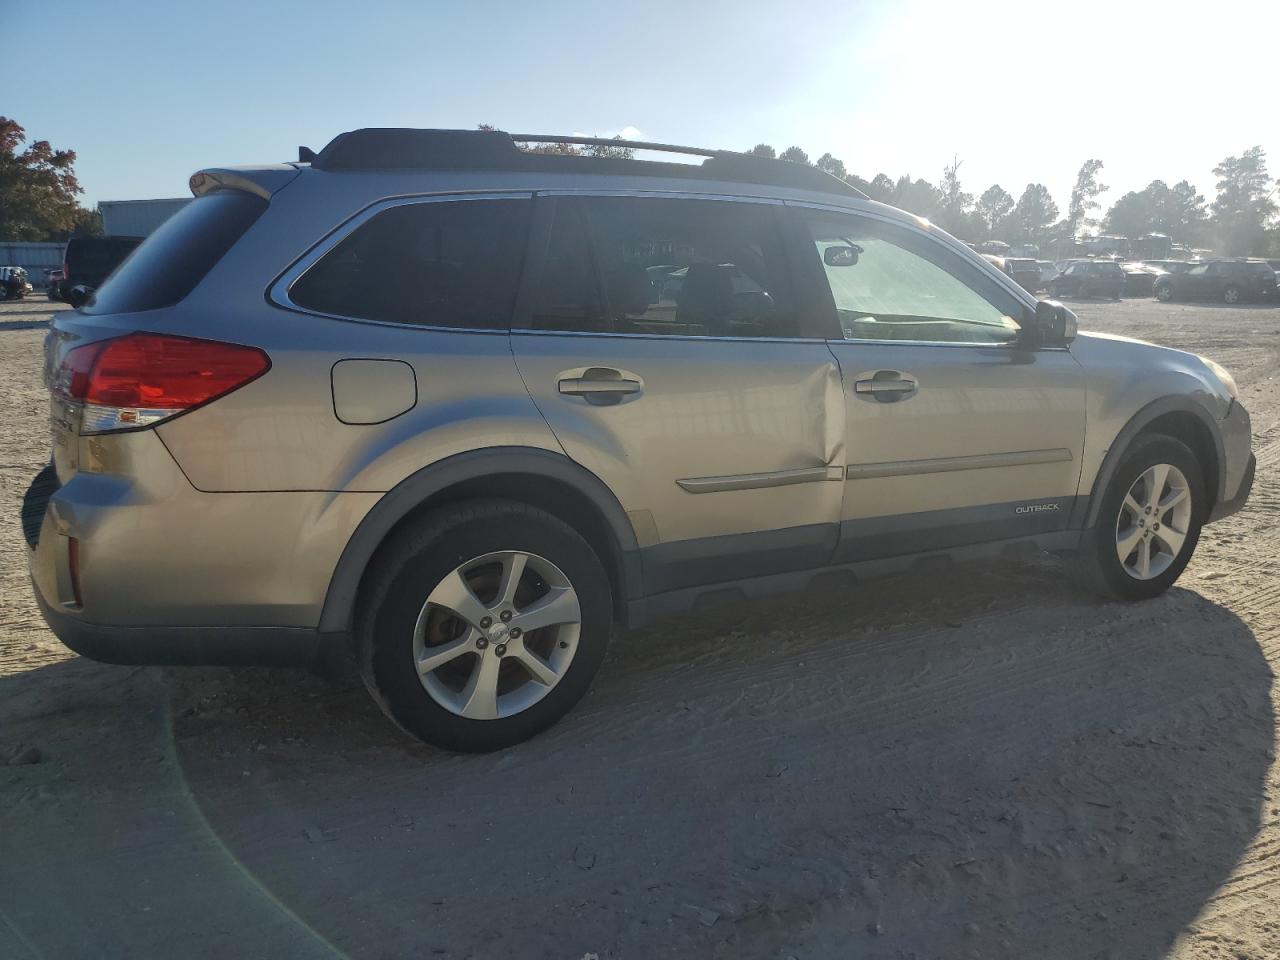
[99,198,191,237]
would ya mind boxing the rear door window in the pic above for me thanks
[83,191,267,315]
[532,195,801,339]
[290,196,531,328]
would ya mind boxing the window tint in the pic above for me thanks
[290,197,530,328]
[530,196,799,338]
[526,198,606,332]
[1188,264,1210,275]
[802,210,1023,344]
[83,191,265,315]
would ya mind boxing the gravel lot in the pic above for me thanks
[1,294,1277,960]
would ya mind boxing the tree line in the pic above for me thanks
[748,142,1278,257]
[2,115,1276,257]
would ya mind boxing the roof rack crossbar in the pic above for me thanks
[508,134,733,160]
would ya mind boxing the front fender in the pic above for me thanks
[1078,395,1226,529]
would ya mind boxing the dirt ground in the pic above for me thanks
[1,293,1277,960]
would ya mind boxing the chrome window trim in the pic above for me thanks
[831,337,1069,351]
[785,198,1044,350]
[510,329,827,345]
[267,191,534,332]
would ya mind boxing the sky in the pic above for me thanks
[6,0,1279,215]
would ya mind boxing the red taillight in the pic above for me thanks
[56,333,270,431]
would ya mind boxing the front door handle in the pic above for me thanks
[557,367,644,406]
[853,370,918,403]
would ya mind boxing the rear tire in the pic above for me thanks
[1223,285,1241,304]
[1072,435,1205,601]
[358,499,612,752]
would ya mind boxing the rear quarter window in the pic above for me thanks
[83,191,267,315]
[287,197,531,329]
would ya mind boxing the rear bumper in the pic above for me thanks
[34,585,328,666]
[24,431,376,665]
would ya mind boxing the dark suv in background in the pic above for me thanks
[56,235,143,305]
[1154,259,1278,304]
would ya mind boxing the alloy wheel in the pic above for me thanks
[1115,463,1193,580]
[413,550,582,720]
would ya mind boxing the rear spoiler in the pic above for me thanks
[188,164,301,200]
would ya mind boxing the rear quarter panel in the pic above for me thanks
[148,174,561,493]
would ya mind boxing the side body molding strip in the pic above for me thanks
[845,448,1073,480]
[676,465,842,493]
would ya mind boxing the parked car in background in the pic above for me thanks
[1121,262,1163,298]
[57,235,143,306]
[1153,259,1278,304]
[44,268,65,300]
[1049,260,1125,299]
[24,127,1254,752]
[982,255,1042,292]
[1038,260,1058,288]
[0,266,33,300]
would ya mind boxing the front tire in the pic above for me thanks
[1155,284,1173,302]
[1223,285,1241,304]
[358,500,613,752]
[1073,435,1205,601]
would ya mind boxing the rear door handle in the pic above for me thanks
[853,370,918,402]
[557,367,644,406]
[558,378,643,396]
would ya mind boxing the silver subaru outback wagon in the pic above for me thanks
[25,129,1255,752]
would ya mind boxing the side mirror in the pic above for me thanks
[824,244,862,267]
[1022,299,1077,347]
[68,284,94,308]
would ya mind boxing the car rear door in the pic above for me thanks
[511,193,846,596]
[787,203,1086,562]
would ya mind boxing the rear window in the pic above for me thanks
[289,197,531,329]
[83,190,267,315]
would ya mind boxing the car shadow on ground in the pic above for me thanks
[2,561,1274,960]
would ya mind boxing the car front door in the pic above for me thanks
[511,194,846,597]
[789,204,1086,562]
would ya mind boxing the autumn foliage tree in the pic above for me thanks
[0,118,86,241]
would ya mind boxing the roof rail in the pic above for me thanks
[509,134,730,160]
[307,128,866,200]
